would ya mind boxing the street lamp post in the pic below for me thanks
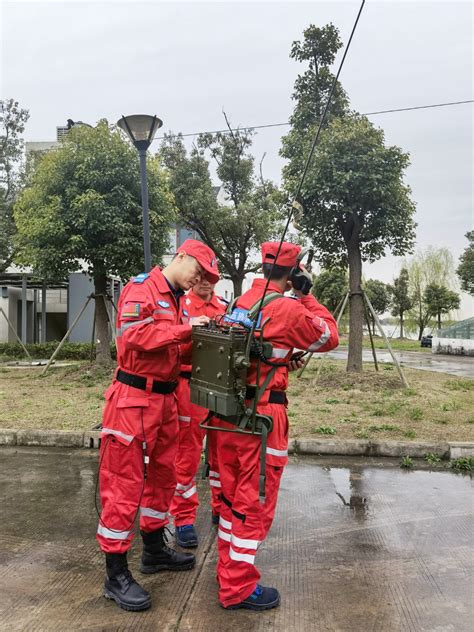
[117,114,163,272]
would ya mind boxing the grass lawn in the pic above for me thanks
[338,334,431,353]
[0,360,473,442]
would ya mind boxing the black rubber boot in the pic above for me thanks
[104,553,151,612]
[140,528,196,574]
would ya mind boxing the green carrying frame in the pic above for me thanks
[199,291,286,501]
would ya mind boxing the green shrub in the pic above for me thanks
[400,456,413,469]
[409,407,423,421]
[450,457,473,472]
[0,342,117,361]
[425,453,441,465]
[313,425,337,435]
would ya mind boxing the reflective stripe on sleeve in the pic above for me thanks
[271,347,291,359]
[231,534,260,550]
[266,446,288,458]
[229,547,255,565]
[219,516,232,530]
[116,317,154,337]
[178,415,191,423]
[139,507,167,520]
[102,428,134,444]
[307,323,331,352]
[209,479,222,488]
[209,470,220,478]
[97,524,131,540]
[218,528,231,542]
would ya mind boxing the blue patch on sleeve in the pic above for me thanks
[133,273,150,284]
[223,307,262,328]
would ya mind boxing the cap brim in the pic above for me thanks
[203,266,219,284]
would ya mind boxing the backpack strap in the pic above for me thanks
[247,292,285,322]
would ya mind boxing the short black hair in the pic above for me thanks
[262,263,292,281]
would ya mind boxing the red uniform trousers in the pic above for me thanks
[96,381,178,554]
[170,376,220,526]
[216,403,287,607]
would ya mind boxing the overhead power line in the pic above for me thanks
[154,99,474,142]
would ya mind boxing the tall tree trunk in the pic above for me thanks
[232,275,243,298]
[418,290,423,339]
[347,243,363,373]
[437,311,441,331]
[94,273,112,365]
[399,312,404,339]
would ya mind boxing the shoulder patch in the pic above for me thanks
[157,300,170,308]
[122,302,141,318]
[133,273,150,284]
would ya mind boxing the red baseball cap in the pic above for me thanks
[177,239,219,283]
[261,241,301,268]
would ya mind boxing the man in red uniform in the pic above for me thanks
[171,279,228,547]
[216,241,339,611]
[97,239,219,612]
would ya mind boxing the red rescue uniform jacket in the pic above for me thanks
[115,267,191,382]
[235,278,339,396]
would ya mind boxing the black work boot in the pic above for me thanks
[104,552,151,611]
[140,528,196,574]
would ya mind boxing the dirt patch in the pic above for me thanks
[0,359,473,442]
[288,359,474,442]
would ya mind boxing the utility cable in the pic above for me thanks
[154,99,473,141]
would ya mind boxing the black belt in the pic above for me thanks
[179,371,192,380]
[117,369,177,394]
[245,386,286,405]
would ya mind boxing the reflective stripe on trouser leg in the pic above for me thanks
[139,393,178,533]
[170,396,206,527]
[207,427,222,516]
[216,427,262,607]
[96,432,143,554]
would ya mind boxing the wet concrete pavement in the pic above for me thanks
[327,348,474,378]
[0,448,473,631]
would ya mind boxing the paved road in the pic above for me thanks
[1,448,473,631]
[327,348,474,378]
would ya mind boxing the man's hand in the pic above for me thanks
[189,315,210,327]
[288,358,305,372]
[288,351,306,371]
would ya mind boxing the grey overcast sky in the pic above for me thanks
[1,0,473,315]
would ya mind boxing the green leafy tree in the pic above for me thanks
[364,279,391,335]
[14,121,175,364]
[389,268,413,338]
[423,284,460,331]
[405,247,456,339]
[456,231,474,296]
[282,24,416,373]
[0,99,29,271]
[281,23,349,188]
[312,268,347,313]
[161,119,283,295]
[284,113,416,372]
